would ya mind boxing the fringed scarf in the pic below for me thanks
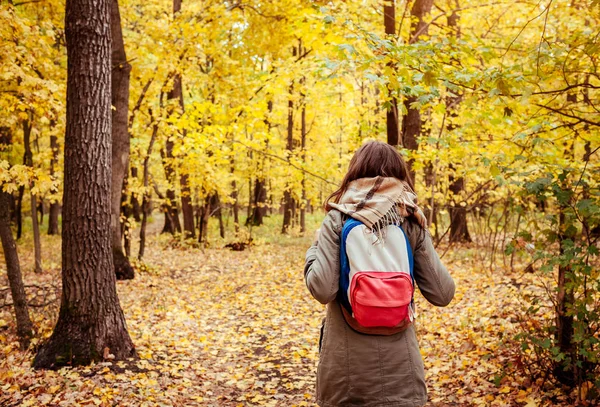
[327,176,418,242]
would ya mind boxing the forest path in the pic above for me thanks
[1,232,564,406]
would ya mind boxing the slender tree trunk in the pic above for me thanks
[16,185,24,239]
[384,0,399,146]
[33,0,136,367]
[448,173,472,243]
[121,176,131,258]
[282,81,295,234]
[445,4,471,243]
[212,193,225,239]
[300,80,307,234]
[247,177,253,220]
[181,172,195,238]
[424,162,438,238]
[37,199,44,225]
[23,118,43,273]
[8,192,17,225]
[554,210,575,385]
[110,0,134,280]
[553,92,579,385]
[0,190,33,349]
[48,134,60,235]
[166,0,194,238]
[198,195,211,244]
[139,115,158,260]
[247,100,272,227]
[248,179,267,226]
[30,193,43,273]
[402,0,433,176]
[231,163,240,233]
[129,167,142,222]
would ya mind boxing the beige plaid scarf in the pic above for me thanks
[327,176,418,237]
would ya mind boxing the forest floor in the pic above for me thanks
[0,215,584,406]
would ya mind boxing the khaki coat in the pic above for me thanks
[304,210,455,407]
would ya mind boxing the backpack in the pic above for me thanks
[338,217,415,335]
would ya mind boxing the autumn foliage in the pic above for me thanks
[1,0,599,405]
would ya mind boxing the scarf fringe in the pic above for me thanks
[367,206,405,245]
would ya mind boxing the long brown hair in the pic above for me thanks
[326,141,414,206]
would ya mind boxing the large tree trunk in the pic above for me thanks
[48,133,60,235]
[110,0,134,280]
[402,0,433,176]
[0,190,33,349]
[23,118,43,273]
[384,0,399,146]
[33,0,136,368]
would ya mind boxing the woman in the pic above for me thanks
[304,141,455,407]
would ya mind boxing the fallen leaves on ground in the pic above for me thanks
[0,233,585,406]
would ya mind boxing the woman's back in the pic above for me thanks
[305,209,455,407]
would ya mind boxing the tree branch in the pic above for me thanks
[232,140,337,186]
[534,104,600,127]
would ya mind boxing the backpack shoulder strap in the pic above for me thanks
[339,217,363,313]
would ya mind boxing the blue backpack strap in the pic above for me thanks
[396,225,414,285]
[338,218,363,313]
[395,224,415,310]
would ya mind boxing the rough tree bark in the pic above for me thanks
[402,0,433,177]
[384,0,400,146]
[0,189,33,349]
[33,0,136,368]
[110,0,134,280]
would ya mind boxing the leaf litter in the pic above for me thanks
[0,234,584,406]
